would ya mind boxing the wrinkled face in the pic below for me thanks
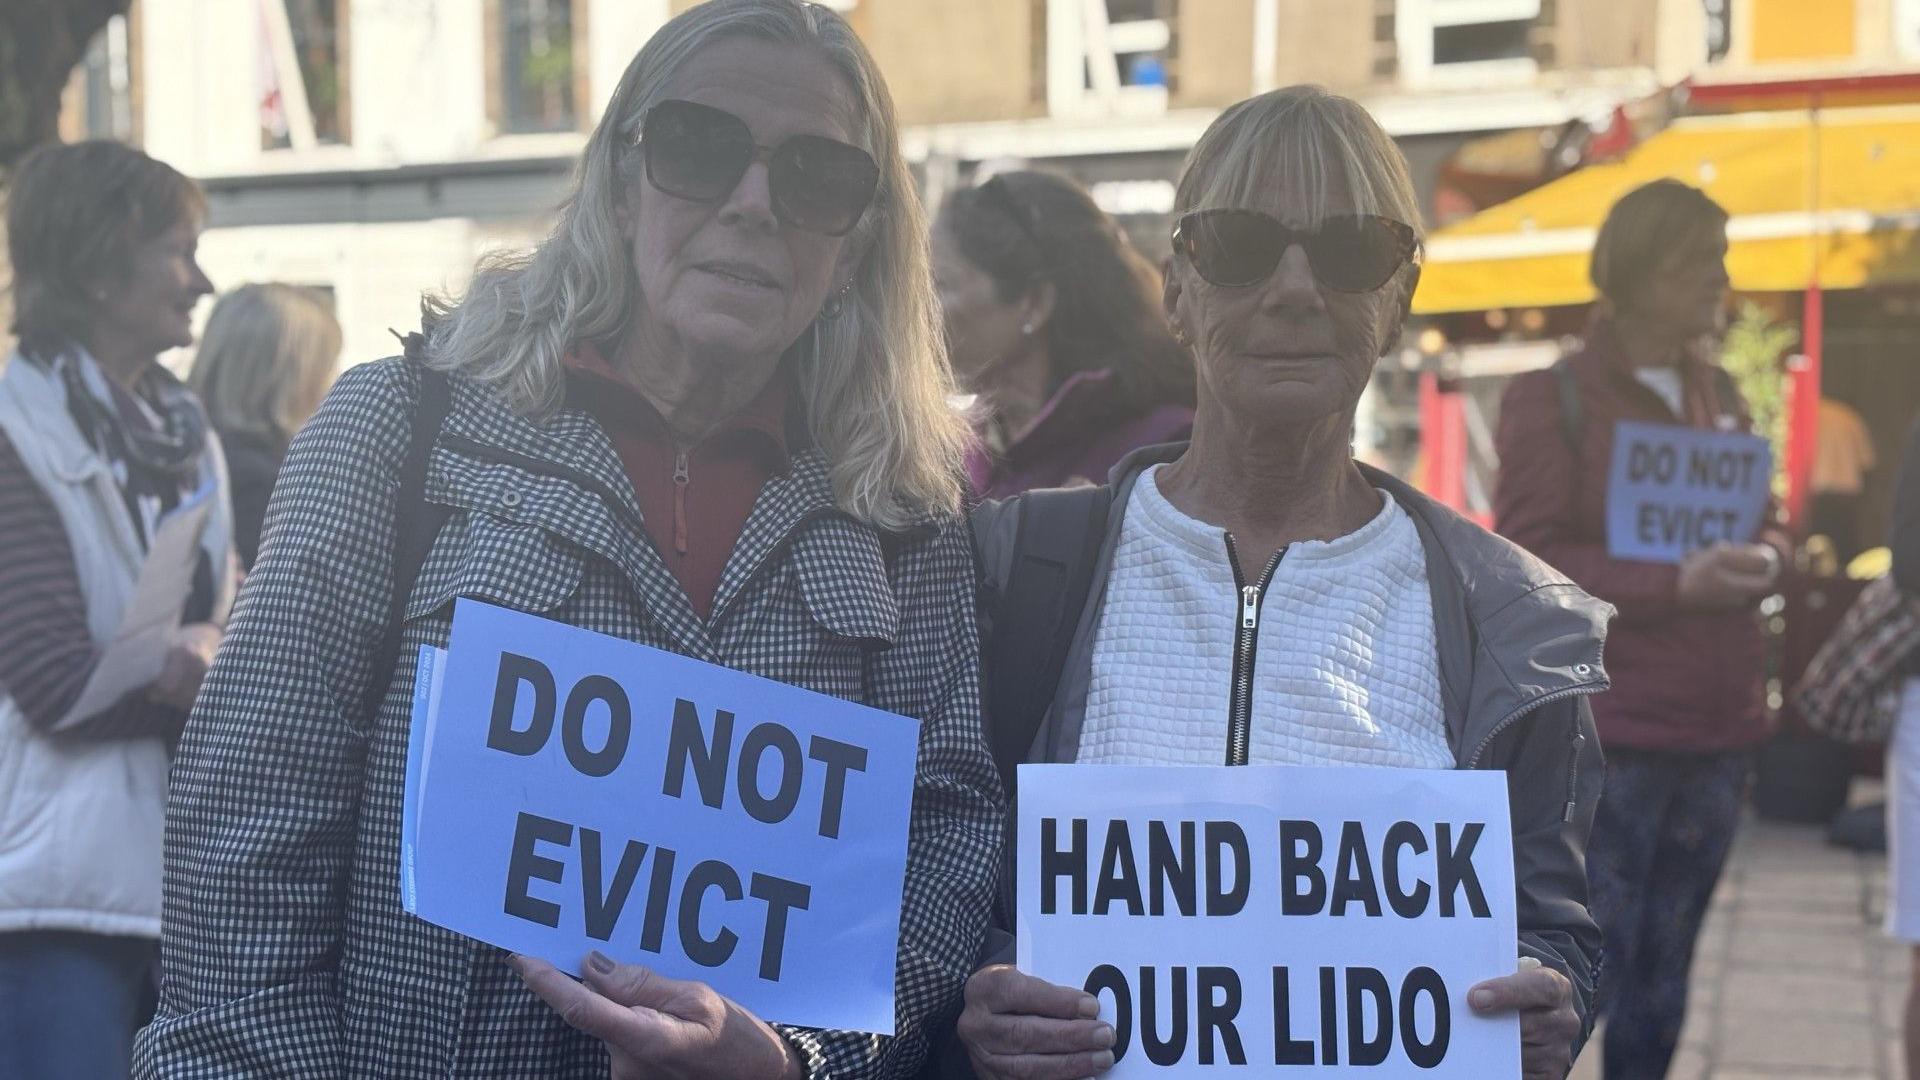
[623,36,867,368]
[930,220,1028,387]
[1625,225,1731,340]
[94,219,214,357]
[1166,182,1411,432]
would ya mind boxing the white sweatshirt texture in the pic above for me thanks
[1080,465,1453,769]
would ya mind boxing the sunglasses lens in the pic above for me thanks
[643,101,752,202]
[771,136,879,236]
[1183,210,1284,287]
[1306,216,1412,293]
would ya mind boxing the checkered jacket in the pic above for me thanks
[133,358,1004,1078]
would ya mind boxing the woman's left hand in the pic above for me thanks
[511,952,803,1080]
[1468,957,1580,1080]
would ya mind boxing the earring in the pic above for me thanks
[1169,322,1190,346]
[821,280,855,319]
[1021,323,1035,336]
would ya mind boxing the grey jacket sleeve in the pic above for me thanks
[134,361,414,1078]
[776,518,1007,1080]
[1498,695,1606,1058]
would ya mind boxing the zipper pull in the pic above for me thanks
[1240,584,1260,630]
[672,450,690,556]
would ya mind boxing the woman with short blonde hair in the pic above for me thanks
[958,85,1606,1080]
[188,283,342,567]
[137,3,1001,1078]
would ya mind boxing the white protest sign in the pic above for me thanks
[1605,420,1772,564]
[1018,764,1519,1077]
[401,599,921,1034]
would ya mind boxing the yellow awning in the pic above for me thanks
[1413,106,1920,314]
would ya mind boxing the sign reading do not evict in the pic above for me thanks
[402,599,920,1034]
[1606,420,1772,564]
[1018,764,1520,1077]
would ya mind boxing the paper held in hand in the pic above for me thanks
[1018,763,1521,1078]
[57,483,216,728]
[1606,421,1772,564]
[401,599,922,1034]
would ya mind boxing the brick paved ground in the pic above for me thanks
[1571,799,1907,1079]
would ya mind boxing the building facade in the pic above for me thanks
[51,0,1718,369]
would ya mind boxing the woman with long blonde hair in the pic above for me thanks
[188,283,341,568]
[136,3,1001,1077]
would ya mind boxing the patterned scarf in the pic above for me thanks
[30,342,210,512]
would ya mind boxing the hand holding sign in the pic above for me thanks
[510,952,802,1080]
[958,965,1116,1080]
[1677,542,1779,610]
[1467,958,1578,1080]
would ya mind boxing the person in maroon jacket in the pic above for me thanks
[932,171,1195,499]
[1494,178,1788,1080]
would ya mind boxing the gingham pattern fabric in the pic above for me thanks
[133,358,1004,1079]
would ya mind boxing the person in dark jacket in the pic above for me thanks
[933,170,1194,498]
[187,283,342,569]
[1494,179,1788,1080]
[958,86,1608,1080]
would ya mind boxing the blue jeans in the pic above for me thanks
[1587,747,1751,1080]
[0,930,156,1080]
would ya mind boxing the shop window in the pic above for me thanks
[1046,0,1176,118]
[1396,0,1538,86]
[261,0,350,150]
[491,0,590,136]
[72,14,136,143]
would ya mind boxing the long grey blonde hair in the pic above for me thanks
[422,0,966,526]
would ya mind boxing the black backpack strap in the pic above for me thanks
[1551,357,1584,458]
[977,485,1113,795]
[358,358,454,720]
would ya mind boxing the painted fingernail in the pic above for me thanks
[587,950,616,974]
[1095,1024,1115,1047]
[1470,988,1495,1008]
[1077,995,1101,1018]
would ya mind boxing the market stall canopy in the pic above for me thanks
[1413,105,1920,314]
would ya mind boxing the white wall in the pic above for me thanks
[192,216,550,371]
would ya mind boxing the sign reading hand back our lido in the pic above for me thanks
[402,599,920,1034]
[1018,764,1522,1077]
[1606,421,1772,564]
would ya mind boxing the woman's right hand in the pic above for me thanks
[151,622,222,711]
[957,964,1116,1080]
[1677,542,1778,610]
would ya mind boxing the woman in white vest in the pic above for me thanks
[0,140,235,1080]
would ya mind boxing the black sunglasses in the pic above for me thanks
[638,99,880,237]
[1173,209,1419,292]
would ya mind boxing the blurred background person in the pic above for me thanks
[0,140,234,1080]
[188,283,343,570]
[932,170,1194,498]
[1495,178,1787,1080]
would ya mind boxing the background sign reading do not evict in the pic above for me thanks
[402,599,920,1034]
[1018,764,1519,1078]
[1606,420,1772,564]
